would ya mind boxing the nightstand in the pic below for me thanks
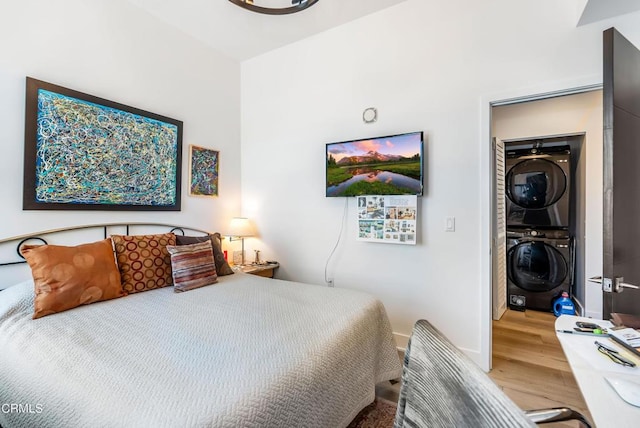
[240,263,279,279]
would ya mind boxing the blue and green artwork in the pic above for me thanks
[189,146,219,197]
[35,89,179,206]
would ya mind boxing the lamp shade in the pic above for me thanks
[227,217,256,237]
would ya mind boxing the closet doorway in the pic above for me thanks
[491,89,604,322]
[488,90,603,414]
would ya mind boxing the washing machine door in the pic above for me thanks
[507,240,568,292]
[506,158,567,209]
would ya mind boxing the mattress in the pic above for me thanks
[0,272,401,428]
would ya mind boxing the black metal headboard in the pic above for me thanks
[0,222,211,268]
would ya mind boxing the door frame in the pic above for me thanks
[479,77,601,371]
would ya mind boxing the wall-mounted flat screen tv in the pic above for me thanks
[326,131,423,197]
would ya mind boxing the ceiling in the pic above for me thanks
[578,0,640,26]
[123,0,640,62]
[124,0,408,61]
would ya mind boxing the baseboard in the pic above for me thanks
[394,332,483,369]
[393,332,410,352]
[460,347,483,369]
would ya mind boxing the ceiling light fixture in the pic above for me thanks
[228,0,320,15]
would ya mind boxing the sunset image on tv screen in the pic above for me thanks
[326,132,423,197]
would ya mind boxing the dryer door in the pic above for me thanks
[507,241,568,292]
[506,158,567,227]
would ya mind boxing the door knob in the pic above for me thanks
[588,276,638,293]
[617,277,639,290]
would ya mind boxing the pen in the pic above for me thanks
[556,329,610,337]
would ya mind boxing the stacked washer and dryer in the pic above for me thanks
[505,144,574,312]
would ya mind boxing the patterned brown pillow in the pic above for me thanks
[175,233,234,276]
[20,239,126,319]
[111,233,176,294]
[166,241,218,292]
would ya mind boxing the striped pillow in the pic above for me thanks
[166,241,218,292]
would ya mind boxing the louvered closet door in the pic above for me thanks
[493,138,507,320]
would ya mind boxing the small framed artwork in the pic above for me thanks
[188,145,219,197]
[23,77,183,211]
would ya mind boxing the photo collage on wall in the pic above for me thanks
[357,195,417,245]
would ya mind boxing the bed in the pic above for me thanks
[0,224,401,428]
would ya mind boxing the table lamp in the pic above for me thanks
[226,217,256,266]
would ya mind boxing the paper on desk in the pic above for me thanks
[610,328,640,348]
[568,337,640,375]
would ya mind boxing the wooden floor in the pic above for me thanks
[489,308,592,427]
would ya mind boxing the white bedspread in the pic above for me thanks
[0,273,401,428]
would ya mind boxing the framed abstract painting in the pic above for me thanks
[188,145,219,197]
[23,77,183,211]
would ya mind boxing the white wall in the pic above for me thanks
[492,91,604,319]
[0,0,241,284]
[240,0,640,367]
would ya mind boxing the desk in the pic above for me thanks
[556,315,640,427]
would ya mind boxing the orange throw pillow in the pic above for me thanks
[21,239,126,319]
[111,233,176,294]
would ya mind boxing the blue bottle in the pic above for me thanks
[553,292,575,317]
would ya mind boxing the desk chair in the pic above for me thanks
[394,320,591,427]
